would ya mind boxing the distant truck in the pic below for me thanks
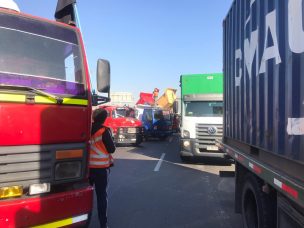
[141,107,173,140]
[217,1,304,227]
[101,106,143,146]
[156,88,177,110]
[179,74,224,161]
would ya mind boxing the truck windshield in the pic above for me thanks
[185,101,223,117]
[115,108,127,118]
[0,14,85,97]
[153,110,171,121]
[115,108,135,118]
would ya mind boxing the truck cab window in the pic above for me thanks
[185,101,223,117]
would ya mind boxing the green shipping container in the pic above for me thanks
[180,73,223,95]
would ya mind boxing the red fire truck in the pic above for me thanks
[0,1,110,227]
[101,106,143,146]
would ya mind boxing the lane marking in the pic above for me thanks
[154,153,166,172]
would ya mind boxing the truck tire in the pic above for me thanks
[241,174,276,228]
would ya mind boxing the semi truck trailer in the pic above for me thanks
[217,0,304,227]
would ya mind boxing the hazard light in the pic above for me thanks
[0,0,20,12]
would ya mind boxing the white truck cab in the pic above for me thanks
[179,74,225,161]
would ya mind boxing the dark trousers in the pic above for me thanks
[89,168,110,228]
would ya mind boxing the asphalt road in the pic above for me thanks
[89,135,242,228]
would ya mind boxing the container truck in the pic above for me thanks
[0,1,111,227]
[179,73,224,162]
[216,0,304,227]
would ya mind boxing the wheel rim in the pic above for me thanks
[243,190,258,228]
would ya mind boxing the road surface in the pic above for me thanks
[89,134,242,228]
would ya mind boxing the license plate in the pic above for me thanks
[128,128,136,133]
[207,146,218,151]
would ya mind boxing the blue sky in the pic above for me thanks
[16,0,232,99]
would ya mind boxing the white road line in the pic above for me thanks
[154,153,166,172]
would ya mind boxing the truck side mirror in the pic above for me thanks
[91,59,111,106]
[97,59,110,93]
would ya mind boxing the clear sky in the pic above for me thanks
[16,0,232,99]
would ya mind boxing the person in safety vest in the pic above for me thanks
[89,108,116,228]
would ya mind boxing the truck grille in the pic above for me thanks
[118,127,143,134]
[0,143,86,189]
[195,124,223,151]
[0,148,53,188]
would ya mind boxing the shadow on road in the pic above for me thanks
[125,135,234,167]
[88,134,241,228]
[96,156,242,228]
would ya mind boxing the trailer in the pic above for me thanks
[217,0,304,227]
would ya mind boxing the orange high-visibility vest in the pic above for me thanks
[89,127,114,168]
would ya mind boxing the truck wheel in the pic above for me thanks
[241,174,276,228]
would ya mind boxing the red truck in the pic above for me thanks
[0,1,110,227]
[101,106,143,146]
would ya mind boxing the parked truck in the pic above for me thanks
[0,1,110,227]
[216,0,304,227]
[179,73,224,161]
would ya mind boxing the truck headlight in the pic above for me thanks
[183,130,190,138]
[55,161,81,180]
[29,183,50,195]
[119,134,125,139]
[183,140,191,150]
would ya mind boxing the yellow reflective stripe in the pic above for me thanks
[0,93,88,106]
[31,217,72,228]
[0,94,25,102]
[31,214,88,228]
[62,98,88,105]
[35,96,57,104]
[35,97,88,105]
